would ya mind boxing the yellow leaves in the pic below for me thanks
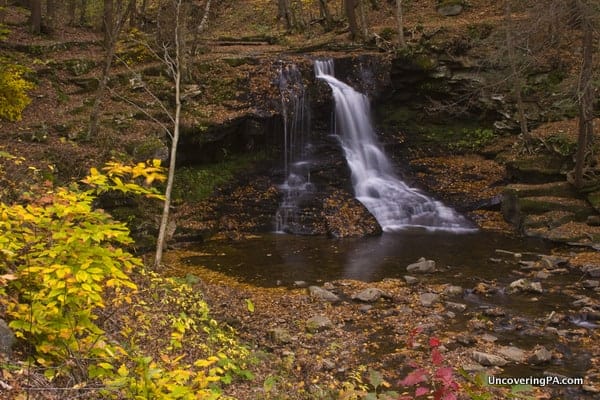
[0,60,34,121]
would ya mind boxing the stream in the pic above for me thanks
[172,231,599,385]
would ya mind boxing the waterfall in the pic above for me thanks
[275,63,313,233]
[315,60,475,232]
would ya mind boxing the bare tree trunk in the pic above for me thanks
[395,0,406,48]
[80,0,88,25]
[318,0,333,30]
[358,0,368,39]
[345,0,359,40]
[30,0,41,34]
[46,0,56,31]
[155,0,183,268]
[103,0,113,47]
[278,0,292,29]
[574,0,595,188]
[88,0,134,138]
[504,0,532,149]
[192,0,211,55]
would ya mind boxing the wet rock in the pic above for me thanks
[462,363,486,372]
[306,315,333,333]
[467,319,488,331]
[535,271,551,279]
[268,328,292,344]
[483,307,506,317]
[584,266,600,278]
[404,275,419,285]
[528,346,552,365]
[406,258,436,273]
[308,286,340,303]
[443,285,463,296]
[0,319,15,355]
[352,288,386,303]
[359,304,373,313]
[420,293,440,307]
[582,385,600,394]
[572,296,596,308]
[456,334,476,346]
[509,278,543,294]
[540,255,569,269]
[583,280,599,289]
[480,333,498,343]
[445,301,467,312]
[471,351,508,367]
[293,281,308,288]
[499,346,526,363]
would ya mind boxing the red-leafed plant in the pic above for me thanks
[398,334,460,400]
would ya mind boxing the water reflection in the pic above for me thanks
[183,231,550,287]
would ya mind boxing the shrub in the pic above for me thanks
[0,60,35,121]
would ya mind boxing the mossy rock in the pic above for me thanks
[504,154,567,183]
[504,182,576,199]
[522,211,575,230]
[69,77,99,93]
[437,1,464,17]
[518,196,593,219]
[63,59,96,76]
[131,137,168,162]
[526,221,600,243]
[587,190,600,213]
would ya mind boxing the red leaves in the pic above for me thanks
[400,368,428,386]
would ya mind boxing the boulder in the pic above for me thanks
[498,346,526,363]
[308,286,340,303]
[420,293,440,307]
[471,351,508,367]
[528,346,552,365]
[437,3,464,17]
[407,258,436,273]
[509,279,543,294]
[306,315,333,333]
[268,328,292,344]
[352,288,387,303]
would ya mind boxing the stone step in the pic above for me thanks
[525,221,600,243]
[504,181,576,199]
[503,194,593,226]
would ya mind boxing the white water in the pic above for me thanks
[275,63,314,233]
[315,60,475,232]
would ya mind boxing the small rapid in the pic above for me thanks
[315,60,474,232]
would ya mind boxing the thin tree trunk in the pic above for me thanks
[504,0,531,148]
[318,0,332,30]
[103,0,113,47]
[88,0,134,138]
[574,0,595,188]
[155,0,183,268]
[396,0,406,48]
[358,0,368,39]
[30,0,41,34]
[80,0,87,25]
[345,0,359,40]
[46,0,56,30]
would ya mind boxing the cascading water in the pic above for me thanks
[275,63,314,233]
[314,60,475,232]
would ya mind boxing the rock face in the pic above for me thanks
[0,319,16,355]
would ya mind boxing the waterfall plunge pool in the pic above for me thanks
[177,230,551,288]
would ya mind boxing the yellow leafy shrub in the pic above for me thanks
[0,60,34,121]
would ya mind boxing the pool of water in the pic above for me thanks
[181,230,551,287]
